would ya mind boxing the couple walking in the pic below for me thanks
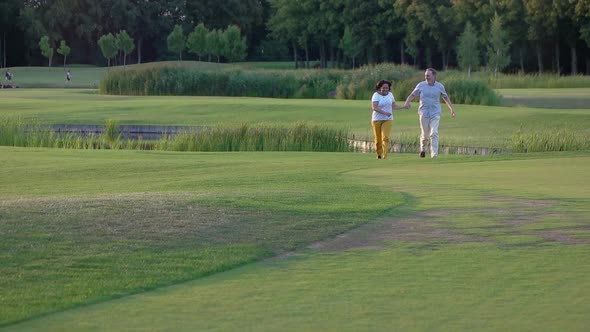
[371,68,456,159]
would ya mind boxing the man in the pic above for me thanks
[404,68,456,158]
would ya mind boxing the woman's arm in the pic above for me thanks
[372,101,392,116]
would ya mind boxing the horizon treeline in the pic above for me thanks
[1,0,589,74]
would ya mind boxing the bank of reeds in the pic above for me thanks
[443,79,501,105]
[442,70,590,89]
[100,66,341,99]
[335,63,418,100]
[486,73,590,89]
[156,123,349,152]
[0,116,349,152]
[511,127,589,152]
[100,63,501,105]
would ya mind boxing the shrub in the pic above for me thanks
[443,79,501,106]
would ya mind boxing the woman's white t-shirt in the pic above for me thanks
[371,91,394,121]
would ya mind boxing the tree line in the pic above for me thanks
[1,0,589,74]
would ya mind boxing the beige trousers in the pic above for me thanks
[419,115,440,157]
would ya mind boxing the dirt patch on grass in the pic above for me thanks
[309,197,589,252]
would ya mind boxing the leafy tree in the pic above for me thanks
[556,0,582,74]
[574,0,590,74]
[187,23,208,61]
[0,0,24,67]
[496,0,528,72]
[395,0,431,66]
[98,33,118,68]
[185,0,263,43]
[339,26,361,68]
[487,12,510,77]
[268,0,308,68]
[116,30,135,68]
[56,40,71,69]
[223,25,247,63]
[524,0,557,73]
[456,22,479,77]
[38,36,54,68]
[167,24,185,60]
[207,29,225,63]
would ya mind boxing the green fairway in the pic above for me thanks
[2,149,589,331]
[498,88,590,109]
[1,85,590,330]
[2,66,107,88]
[2,89,590,148]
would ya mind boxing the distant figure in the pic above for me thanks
[66,70,72,83]
[5,69,12,82]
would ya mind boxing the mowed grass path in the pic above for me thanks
[3,149,589,331]
[2,89,590,147]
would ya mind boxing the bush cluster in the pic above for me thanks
[100,63,503,106]
[100,67,341,99]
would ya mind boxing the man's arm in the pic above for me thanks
[442,96,456,118]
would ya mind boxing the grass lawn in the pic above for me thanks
[498,88,590,109]
[1,83,589,330]
[2,89,590,148]
[2,149,589,331]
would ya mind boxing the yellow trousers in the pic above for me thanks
[371,120,392,159]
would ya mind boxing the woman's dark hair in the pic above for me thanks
[375,79,392,91]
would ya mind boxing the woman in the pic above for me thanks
[371,79,406,159]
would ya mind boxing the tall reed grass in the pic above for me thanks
[100,66,341,99]
[99,63,501,105]
[442,70,590,89]
[511,126,589,152]
[335,63,418,100]
[156,123,349,152]
[486,73,590,89]
[0,116,349,152]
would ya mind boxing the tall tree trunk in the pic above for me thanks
[320,42,326,68]
[304,43,309,68]
[555,41,560,74]
[400,41,405,64]
[536,45,543,74]
[586,56,590,75]
[425,47,432,68]
[292,40,298,69]
[329,46,335,68]
[2,32,5,68]
[571,46,577,75]
[519,47,525,73]
[137,38,142,64]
